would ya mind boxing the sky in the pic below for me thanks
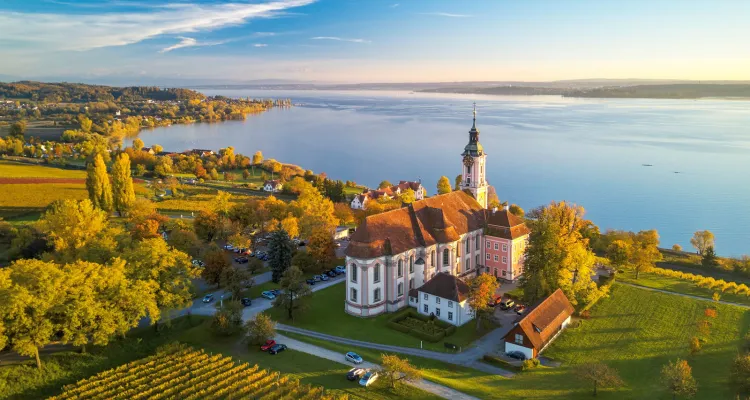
[1,0,749,83]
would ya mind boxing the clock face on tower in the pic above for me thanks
[463,155,474,167]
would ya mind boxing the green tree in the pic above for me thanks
[730,353,750,396]
[307,227,335,273]
[135,164,146,176]
[9,120,27,138]
[268,226,294,283]
[211,300,243,336]
[378,180,393,189]
[292,251,317,274]
[273,265,312,321]
[690,230,715,255]
[437,175,452,194]
[454,174,462,190]
[630,230,662,279]
[661,359,698,399]
[78,114,93,132]
[467,273,499,331]
[111,153,136,216]
[380,354,422,389]
[221,266,253,301]
[247,257,265,275]
[202,245,231,287]
[245,313,276,346]
[167,229,201,257]
[509,204,525,217]
[85,153,113,211]
[701,246,719,268]
[607,240,631,269]
[520,201,599,306]
[574,363,624,396]
[400,188,416,204]
[1,259,65,369]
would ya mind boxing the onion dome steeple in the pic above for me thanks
[462,102,484,157]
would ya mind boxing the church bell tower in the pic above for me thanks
[459,103,489,208]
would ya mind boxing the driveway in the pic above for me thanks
[275,333,481,400]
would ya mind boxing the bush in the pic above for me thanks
[482,355,522,371]
[387,321,412,333]
[445,325,457,336]
[689,336,702,354]
[521,358,540,371]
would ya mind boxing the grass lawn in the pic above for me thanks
[287,283,750,399]
[0,160,85,178]
[1,316,438,400]
[617,269,750,306]
[265,283,494,353]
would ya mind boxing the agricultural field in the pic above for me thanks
[49,343,340,400]
[0,160,85,179]
[0,183,87,219]
[286,284,750,399]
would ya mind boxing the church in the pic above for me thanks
[344,106,531,318]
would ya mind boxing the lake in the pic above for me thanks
[127,90,750,256]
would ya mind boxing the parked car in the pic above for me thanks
[270,289,281,296]
[202,294,214,303]
[506,351,527,361]
[335,242,342,248]
[260,340,276,351]
[515,305,527,315]
[241,298,252,307]
[335,266,346,274]
[261,291,276,300]
[488,296,503,307]
[320,274,330,281]
[347,368,366,381]
[345,352,363,364]
[313,275,322,282]
[306,278,316,285]
[233,247,241,253]
[223,244,234,251]
[234,257,249,264]
[191,259,204,267]
[327,270,337,277]
[500,299,515,310]
[359,371,378,387]
[269,344,287,355]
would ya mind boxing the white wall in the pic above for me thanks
[505,342,534,360]
[416,291,472,326]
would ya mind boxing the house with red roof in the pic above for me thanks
[503,289,575,359]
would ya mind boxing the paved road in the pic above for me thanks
[275,333,481,400]
[618,281,750,309]
[276,324,514,377]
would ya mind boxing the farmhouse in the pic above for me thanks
[503,289,574,359]
[350,180,426,210]
[345,107,531,318]
[408,272,473,326]
[263,180,283,192]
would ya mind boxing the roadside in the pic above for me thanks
[275,333,482,400]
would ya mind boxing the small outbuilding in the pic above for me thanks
[503,288,574,359]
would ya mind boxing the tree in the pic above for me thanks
[574,363,624,396]
[194,209,221,242]
[252,151,263,166]
[661,359,698,399]
[454,174,462,190]
[288,177,338,238]
[211,300,243,336]
[111,153,136,216]
[1,259,64,369]
[203,246,231,287]
[222,266,253,300]
[630,230,662,279]
[167,229,201,257]
[242,169,250,180]
[520,201,599,306]
[273,265,312,321]
[333,203,354,226]
[437,176,452,194]
[280,215,300,239]
[701,246,719,268]
[672,244,683,252]
[152,144,163,154]
[690,230,715,255]
[78,115,93,132]
[378,180,393,189]
[292,251,317,274]
[730,353,750,396]
[132,137,145,150]
[268,227,294,283]
[467,273,499,331]
[607,240,631,269]
[247,257,265,275]
[245,313,276,345]
[380,354,422,389]
[85,153,113,211]
[37,199,108,262]
[400,188,416,204]
[509,204,525,217]
[9,120,27,138]
[688,336,701,354]
[308,227,336,272]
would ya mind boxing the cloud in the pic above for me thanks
[311,36,370,44]
[160,36,229,53]
[421,12,471,18]
[0,0,316,52]
[253,43,268,47]
[390,3,399,7]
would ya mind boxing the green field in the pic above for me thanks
[286,284,750,399]
[0,160,85,178]
[265,283,492,353]
[618,269,750,306]
[1,316,438,400]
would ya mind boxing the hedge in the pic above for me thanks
[482,355,522,371]
[387,308,454,343]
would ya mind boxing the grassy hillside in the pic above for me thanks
[0,160,85,179]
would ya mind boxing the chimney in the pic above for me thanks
[492,207,498,214]
[503,204,510,211]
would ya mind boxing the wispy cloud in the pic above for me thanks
[390,3,399,8]
[253,43,268,47]
[0,0,316,52]
[311,36,370,44]
[421,12,471,18]
[160,37,229,53]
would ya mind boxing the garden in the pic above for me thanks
[387,309,457,343]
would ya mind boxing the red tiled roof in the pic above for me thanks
[346,191,485,258]
[504,289,574,350]
[416,272,470,302]
[485,208,531,240]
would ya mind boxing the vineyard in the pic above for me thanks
[49,343,347,400]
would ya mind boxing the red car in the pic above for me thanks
[260,340,276,351]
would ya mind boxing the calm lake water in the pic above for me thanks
[127,90,750,256]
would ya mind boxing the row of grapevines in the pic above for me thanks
[222,369,271,400]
